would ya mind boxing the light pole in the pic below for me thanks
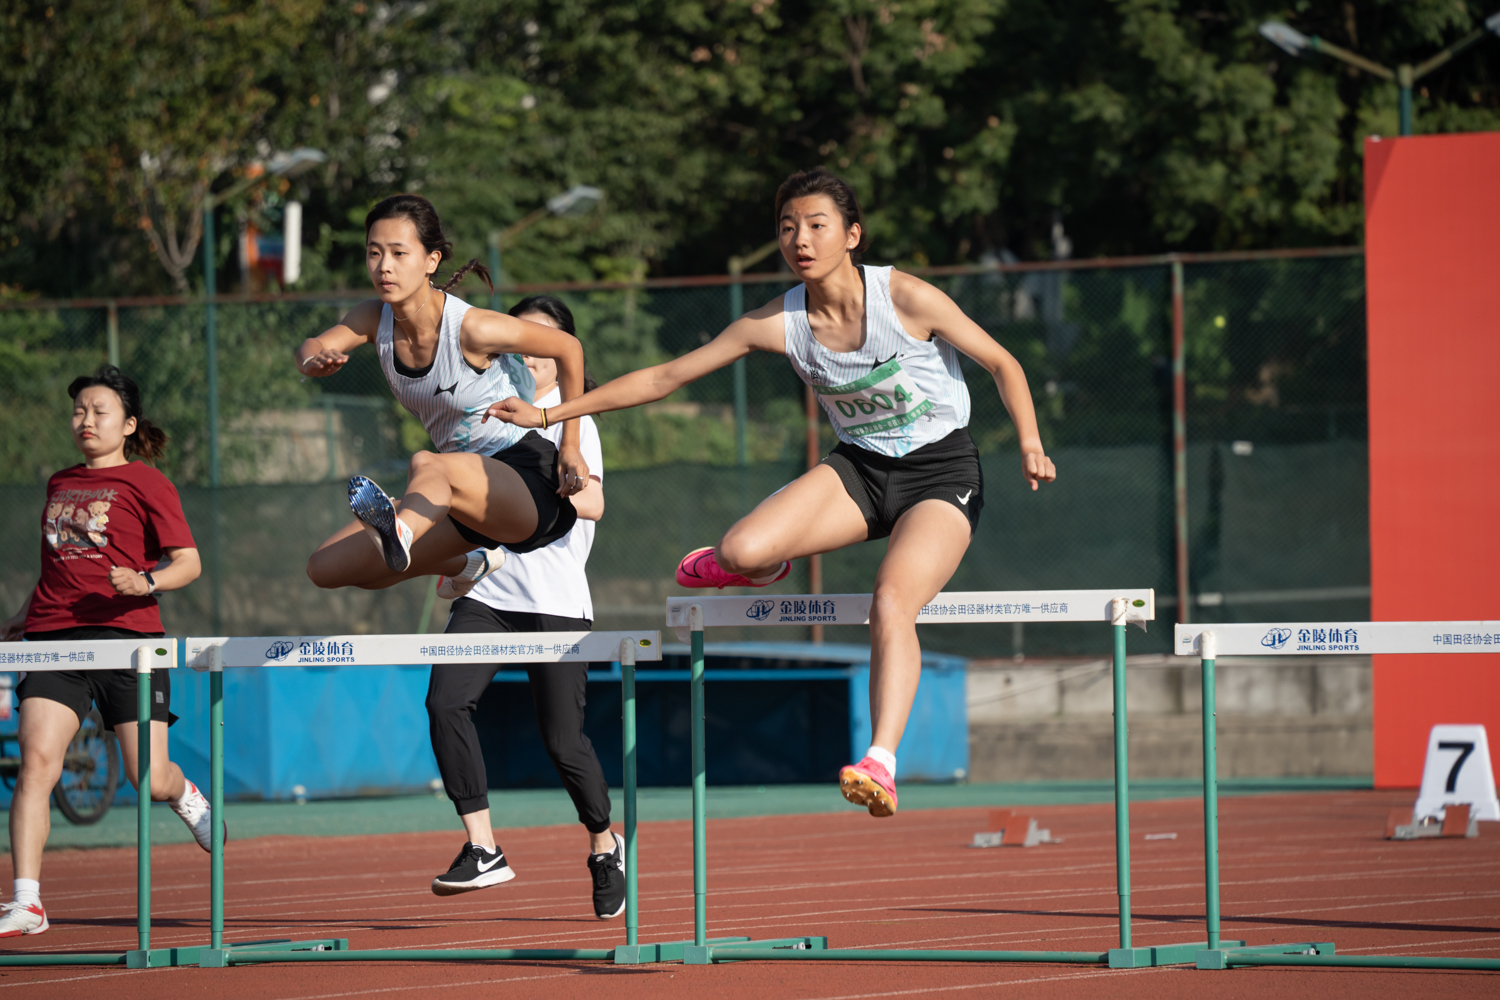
[199,146,325,632]
[726,239,780,467]
[1259,14,1500,136]
[487,185,603,311]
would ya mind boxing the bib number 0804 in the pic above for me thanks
[832,384,915,419]
[815,357,935,438]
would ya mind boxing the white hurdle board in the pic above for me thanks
[667,589,1154,631]
[1174,621,1500,657]
[1,638,177,672]
[186,631,662,670]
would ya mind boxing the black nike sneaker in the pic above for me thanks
[587,832,626,919]
[431,842,516,896]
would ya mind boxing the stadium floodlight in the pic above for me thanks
[1257,15,1500,135]
[266,147,328,179]
[1258,22,1309,57]
[487,184,605,310]
[546,185,604,217]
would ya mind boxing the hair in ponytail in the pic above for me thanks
[67,365,167,460]
[441,257,494,294]
[364,193,493,293]
[509,295,598,392]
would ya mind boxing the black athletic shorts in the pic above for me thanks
[449,431,580,554]
[17,625,176,729]
[821,427,984,540]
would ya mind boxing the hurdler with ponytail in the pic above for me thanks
[293,193,594,619]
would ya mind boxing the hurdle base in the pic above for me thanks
[1107,939,1244,968]
[1195,941,1335,970]
[613,937,759,964]
[683,937,829,965]
[194,937,350,968]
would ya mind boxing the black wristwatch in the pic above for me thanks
[140,570,156,594]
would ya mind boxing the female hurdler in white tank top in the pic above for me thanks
[486,173,1056,823]
[783,266,971,459]
[374,293,536,456]
[296,201,592,592]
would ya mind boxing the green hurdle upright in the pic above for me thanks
[190,629,660,968]
[1181,621,1500,973]
[660,589,1219,967]
[0,639,175,968]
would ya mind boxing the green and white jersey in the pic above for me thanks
[783,266,971,458]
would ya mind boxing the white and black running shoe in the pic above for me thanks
[431,842,515,896]
[348,475,413,573]
[587,832,626,920]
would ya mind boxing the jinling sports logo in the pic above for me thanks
[1261,628,1292,650]
[746,599,775,622]
[266,641,295,662]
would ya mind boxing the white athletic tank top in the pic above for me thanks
[783,266,971,458]
[375,292,536,455]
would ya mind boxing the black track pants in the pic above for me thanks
[425,598,612,834]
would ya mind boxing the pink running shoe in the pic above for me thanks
[675,547,790,590]
[840,757,898,817]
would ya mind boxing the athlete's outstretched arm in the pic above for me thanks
[463,309,590,490]
[294,300,383,377]
[888,271,1056,490]
[486,303,787,428]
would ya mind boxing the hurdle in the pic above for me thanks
[663,589,1224,968]
[0,639,177,968]
[178,629,662,967]
[1176,620,1500,973]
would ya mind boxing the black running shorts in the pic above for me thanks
[821,427,984,540]
[449,431,580,554]
[17,625,175,729]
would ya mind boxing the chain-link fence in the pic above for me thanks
[0,250,1367,656]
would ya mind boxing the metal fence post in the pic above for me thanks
[729,279,748,468]
[106,301,120,367]
[203,203,224,635]
[1171,257,1190,625]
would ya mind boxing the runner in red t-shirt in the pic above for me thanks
[0,366,219,938]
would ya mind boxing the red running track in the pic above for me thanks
[1,790,1497,999]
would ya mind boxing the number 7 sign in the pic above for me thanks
[1414,725,1500,822]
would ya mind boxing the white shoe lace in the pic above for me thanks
[0,901,41,927]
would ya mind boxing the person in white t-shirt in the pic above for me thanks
[423,295,623,919]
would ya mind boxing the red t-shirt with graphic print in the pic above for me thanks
[24,462,196,633]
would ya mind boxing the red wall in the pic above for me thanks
[1365,132,1500,788]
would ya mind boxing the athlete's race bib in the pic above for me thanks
[814,358,934,438]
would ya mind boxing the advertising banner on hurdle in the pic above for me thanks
[1174,622,1500,657]
[2,638,177,672]
[186,632,661,669]
[668,589,1155,632]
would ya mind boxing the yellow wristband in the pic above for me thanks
[540,407,548,430]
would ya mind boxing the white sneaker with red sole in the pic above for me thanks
[170,779,224,852]
[436,546,507,600]
[0,902,48,938]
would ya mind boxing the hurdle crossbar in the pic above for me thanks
[185,630,661,968]
[0,640,176,968]
[666,589,1212,969]
[1177,620,1500,973]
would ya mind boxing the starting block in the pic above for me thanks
[1385,803,1480,841]
[970,809,1060,848]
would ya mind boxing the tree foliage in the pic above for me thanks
[3,0,1499,296]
